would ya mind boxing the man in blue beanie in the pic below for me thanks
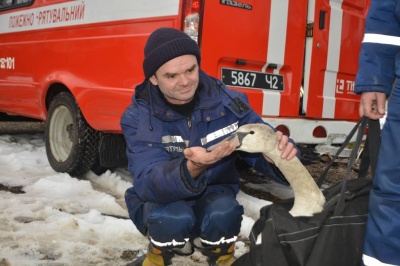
[121,27,299,266]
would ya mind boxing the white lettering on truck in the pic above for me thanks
[0,57,15,69]
[336,78,355,94]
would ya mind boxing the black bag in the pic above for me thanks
[234,117,372,266]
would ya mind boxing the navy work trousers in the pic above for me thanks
[142,191,244,246]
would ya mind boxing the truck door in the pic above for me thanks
[199,0,308,118]
[303,0,370,120]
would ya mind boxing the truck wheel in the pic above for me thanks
[45,92,99,177]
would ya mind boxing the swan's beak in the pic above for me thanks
[206,132,247,152]
[232,132,248,149]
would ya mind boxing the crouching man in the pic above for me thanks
[121,27,298,266]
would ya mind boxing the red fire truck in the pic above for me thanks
[0,0,370,176]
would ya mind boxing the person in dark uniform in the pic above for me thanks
[121,27,298,266]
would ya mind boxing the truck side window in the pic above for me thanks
[0,0,33,11]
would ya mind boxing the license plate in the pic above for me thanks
[221,68,284,91]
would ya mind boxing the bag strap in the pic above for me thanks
[249,207,268,246]
[367,118,380,177]
[334,116,368,215]
[317,116,368,187]
[357,118,380,178]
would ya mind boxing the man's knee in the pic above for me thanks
[199,193,244,241]
[147,201,195,243]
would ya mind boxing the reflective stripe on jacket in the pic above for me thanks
[354,0,400,96]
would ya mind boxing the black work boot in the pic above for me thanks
[193,238,236,266]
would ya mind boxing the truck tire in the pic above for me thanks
[45,92,99,177]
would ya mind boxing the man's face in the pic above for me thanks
[150,54,199,105]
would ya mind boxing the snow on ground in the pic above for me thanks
[0,133,292,266]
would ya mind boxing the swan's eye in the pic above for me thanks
[250,131,255,134]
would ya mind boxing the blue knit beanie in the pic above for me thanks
[143,27,201,79]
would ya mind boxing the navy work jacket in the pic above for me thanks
[355,0,400,96]
[120,70,295,233]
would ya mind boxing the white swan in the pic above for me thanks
[209,123,325,217]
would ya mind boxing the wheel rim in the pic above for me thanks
[49,105,74,162]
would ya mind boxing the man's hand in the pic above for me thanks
[263,131,297,163]
[359,92,386,120]
[184,141,236,178]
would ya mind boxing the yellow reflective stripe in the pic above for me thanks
[363,33,400,46]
